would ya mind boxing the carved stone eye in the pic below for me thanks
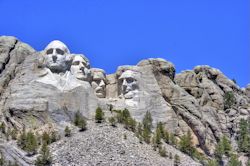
[82,61,87,67]
[126,77,134,83]
[46,49,53,55]
[72,61,80,65]
[95,80,101,85]
[56,49,64,55]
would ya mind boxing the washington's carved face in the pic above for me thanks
[44,40,70,73]
[70,55,91,81]
[119,70,139,99]
[91,69,106,98]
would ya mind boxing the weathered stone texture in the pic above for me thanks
[0,36,249,165]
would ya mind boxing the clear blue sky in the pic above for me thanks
[0,0,249,87]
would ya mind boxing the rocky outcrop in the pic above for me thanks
[0,36,249,165]
[246,84,250,98]
[0,141,34,166]
[174,65,250,153]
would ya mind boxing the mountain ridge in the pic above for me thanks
[0,36,249,166]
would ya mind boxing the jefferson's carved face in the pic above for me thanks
[70,55,91,81]
[91,69,106,98]
[119,70,139,99]
[44,40,70,73]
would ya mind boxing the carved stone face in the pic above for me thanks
[91,69,106,98]
[44,40,70,73]
[119,70,139,99]
[70,55,91,81]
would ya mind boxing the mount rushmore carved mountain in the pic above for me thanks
[0,36,249,166]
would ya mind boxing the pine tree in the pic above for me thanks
[156,122,165,138]
[224,91,236,110]
[35,143,52,166]
[95,107,104,123]
[153,127,161,146]
[64,126,71,137]
[142,128,151,144]
[179,130,195,156]
[78,118,87,131]
[18,128,27,149]
[115,109,136,132]
[222,135,231,156]
[137,122,143,136]
[136,122,143,143]
[238,119,250,153]
[228,154,242,166]
[122,109,131,123]
[142,111,153,132]
[215,135,232,162]
[115,110,123,123]
[126,117,137,132]
[25,131,38,156]
[214,139,224,161]
[108,117,117,127]
[141,111,153,144]
[152,135,157,151]
[42,132,51,145]
[74,111,81,126]
[207,159,219,166]
[169,133,177,146]
[73,111,87,131]
[164,130,170,143]
[232,79,237,84]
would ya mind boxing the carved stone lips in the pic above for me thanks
[96,87,103,93]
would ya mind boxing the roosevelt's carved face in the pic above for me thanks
[44,40,70,73]
[119,70,139,99]
[91,69,106,98]
[70,55,91,81]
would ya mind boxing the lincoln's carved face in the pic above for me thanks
[70,55,91,81]
[119,70,139,99]
[91,69,106,98]
[44,40,70,73]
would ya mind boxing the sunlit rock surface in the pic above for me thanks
[0,36,249,165]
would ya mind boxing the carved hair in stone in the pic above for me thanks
[44,40,72,73]
[118,70,139,99]
[70,54,91,82]
[91,68,107,98]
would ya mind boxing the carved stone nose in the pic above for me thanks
[122,79,127,86]
[80,67,85,74]
[52,55,57,62]
[99,80,105,87]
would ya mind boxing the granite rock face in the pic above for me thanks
[0,37,98,133]
[105,60,174,127]
[175,65,250,153]
[246,84,250,98]
[0,36,249,165]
